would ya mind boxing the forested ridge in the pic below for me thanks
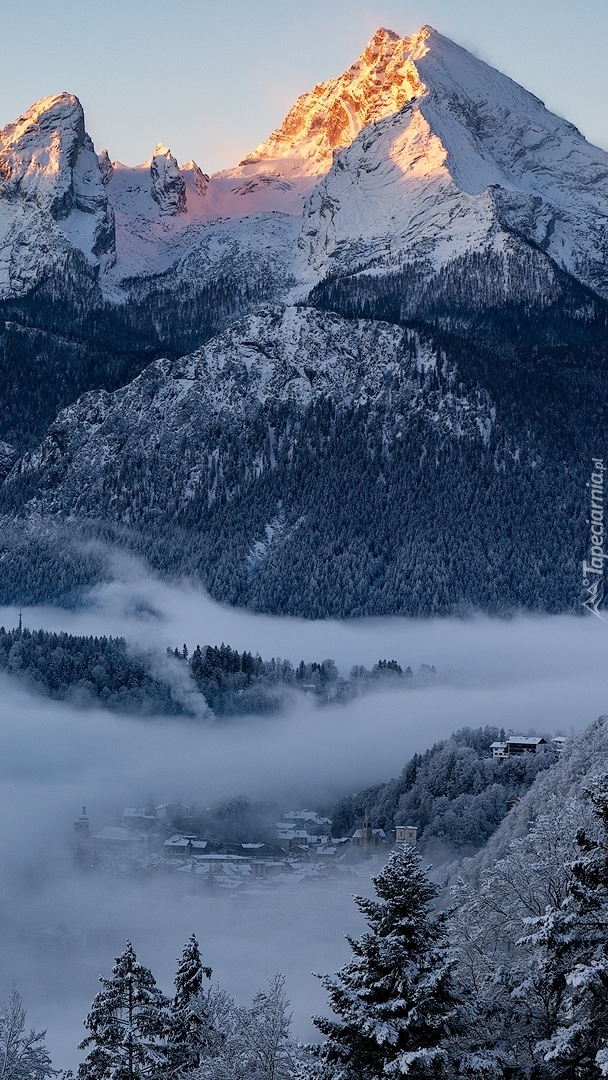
[331,725,556,850]
[181,640,418,715]
[0,626,187,714]
[0,250,606,617]
[0,625,428,716]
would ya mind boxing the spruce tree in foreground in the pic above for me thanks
[78,942,170,1080]
[169,934,213,1073]
[312,845,462,1080]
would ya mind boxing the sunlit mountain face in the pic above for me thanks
[0,28,607,617]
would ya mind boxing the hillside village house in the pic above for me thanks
[395,825,418,846]
[491,737,547,758]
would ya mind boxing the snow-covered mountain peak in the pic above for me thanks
[241,27,429,176]
[0,91,116,294]
[0,92,87,217]
[292,25,608,298]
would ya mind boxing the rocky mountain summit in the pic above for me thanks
[0,92,115,297]
[242,27,426,174]
[1,28,607,615]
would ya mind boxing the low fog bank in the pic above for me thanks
[1,559,607,699]
[1,562,607,1070]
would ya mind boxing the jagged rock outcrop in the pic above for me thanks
[150,144,187,214]
[0,92,115,296]
[181,159,209,197]
[0,92,87,216]
[241,28,426,174]
[97,149,114,185]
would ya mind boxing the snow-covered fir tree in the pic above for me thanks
[0,990,54,1080]
[168,935,212,1073]
[524,776,608,1079]
[311,845,462,1080]
[78,941,170,1080]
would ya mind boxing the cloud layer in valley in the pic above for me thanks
[0,567,607,1069]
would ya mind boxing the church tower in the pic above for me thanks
[74,805,91,862]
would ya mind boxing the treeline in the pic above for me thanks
[14,773,608,1078]
[0,626,187,715]
[331,725,555,850]
[172,641,428,715]
[309,245,608,348]
[0,624,431,718]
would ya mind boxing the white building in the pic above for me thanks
[395,825,417,847]
[490,741,508,759]
[491,737,547,758]
[162,835,208,858]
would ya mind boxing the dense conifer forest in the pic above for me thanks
[0,625,425,716]
[330,725,556,851]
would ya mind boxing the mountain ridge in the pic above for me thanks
[1,28,606,616]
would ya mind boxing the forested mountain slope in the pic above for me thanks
[1,301,598,614]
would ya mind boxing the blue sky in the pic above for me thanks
[1,0,606,171]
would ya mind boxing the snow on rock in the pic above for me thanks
[101,25,608,297]
[98,149,114,185]
[0,92,115,292]
[150,144,187,214]
[295,26,608,296]
[181,159,209,198]
[0,92,86,216]
[3,27,608,302]
[7,305,492,512]
[242,27,428,176]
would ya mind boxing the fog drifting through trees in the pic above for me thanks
[0,567,607,1071]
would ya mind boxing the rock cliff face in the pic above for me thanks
[242,27,427,174]
[0,92,115,290]
[150,144,187,214]
[1,28,607,615]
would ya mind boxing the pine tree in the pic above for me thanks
[78,941,170,1080]
[169,935,213,1073]
[313,845,462,1080]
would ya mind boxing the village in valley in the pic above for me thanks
[73,735,565,892]
[73,804,415,891]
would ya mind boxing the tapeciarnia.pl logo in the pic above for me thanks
[582,457,606,618]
